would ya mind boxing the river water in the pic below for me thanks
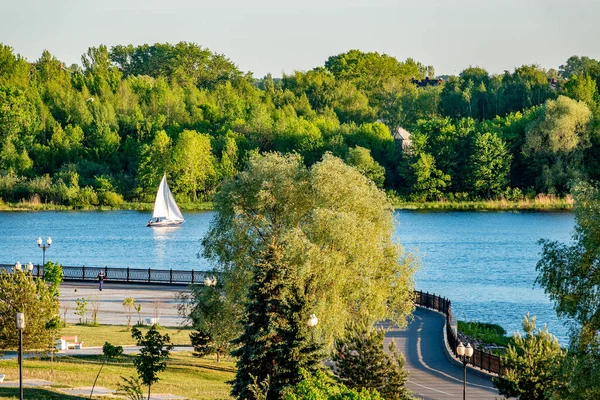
[0,209,575,342]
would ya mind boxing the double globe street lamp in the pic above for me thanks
[457,341,474,400]
[37,237,52,266]
[14,261,34,274]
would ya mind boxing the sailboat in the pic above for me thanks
[146,174,185,227]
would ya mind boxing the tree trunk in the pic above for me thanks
[147,384,151,400]
[90,359,106,399]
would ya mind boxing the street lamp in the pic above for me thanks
[16,312,25,400]
[37,237,52,266]
[26,262,34,274]
[14,261,22,272]
[456,342,474,400]
[204,276,217,287]
[307,314,319,327]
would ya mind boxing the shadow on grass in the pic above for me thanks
[0,387,88,399]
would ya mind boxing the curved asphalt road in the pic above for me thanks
[385,307,502,400]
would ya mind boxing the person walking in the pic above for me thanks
[97,270,105,291]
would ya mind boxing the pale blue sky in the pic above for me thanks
[1,0,598,77]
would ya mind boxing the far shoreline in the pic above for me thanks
[0,198,574,212]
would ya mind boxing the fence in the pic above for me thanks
[414,290,502,375]
[0,264,214,285]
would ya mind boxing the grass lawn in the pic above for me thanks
[60,324,194,347]
[0,352,234,399]
[458,320,512,347]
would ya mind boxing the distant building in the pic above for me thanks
[394,127,412,153]
[411,76,445,87]
[548,78,559,90]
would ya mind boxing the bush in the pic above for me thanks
[99,190,124,206]
[284,369,383,400]
[458,320,511,347]
[75,186,99,206]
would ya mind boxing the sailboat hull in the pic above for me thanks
[146,219,184,227]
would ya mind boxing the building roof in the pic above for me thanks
[394,127,411,141]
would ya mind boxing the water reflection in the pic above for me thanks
[151,226,181,266]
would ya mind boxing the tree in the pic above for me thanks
[492,314,564,400]
[536,182,600,398]
[0,269,60,350]
[284,369,383,400]
[332,322,411,400]
[43,260,64,298]
[231,244,323,399]
[203,152,416,346]
[123,297,135,330]
[182,283,241,362]
[469,132,511,198]
[346,146,386,187]
[408,152,450,201]
[171,129,216,201]
[91,342,124,398]
[524,96,592,193]
[131,325,173,400]
[537,182,600,344]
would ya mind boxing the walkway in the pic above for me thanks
[386,307,501,399]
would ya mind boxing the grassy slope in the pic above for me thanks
[0,352,234,400]
[60,324,194,347]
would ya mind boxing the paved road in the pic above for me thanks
[59,281,189,326]
[386,307,502,400]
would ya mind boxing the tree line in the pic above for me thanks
[1,42,599,205]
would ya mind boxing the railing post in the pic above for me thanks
[148,268,151,283]
[105,265,108,277]
[127,266,130,282]
[191,270,195,284]
[170,269,173,284]
[36,264,41,278]
[82,265,86,280]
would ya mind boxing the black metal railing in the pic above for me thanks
[414,290,502,375]
[0,264,214,286]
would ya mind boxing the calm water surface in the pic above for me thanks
[0,210,575,342]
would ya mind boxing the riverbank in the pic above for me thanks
[394,196,574,211]
[0,197,573,212]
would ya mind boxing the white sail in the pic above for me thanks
[152,175,184,221]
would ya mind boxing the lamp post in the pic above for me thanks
[14,261,22,272]
[16,312,25,400]
[456,342,474,400]
[37,237,52,267]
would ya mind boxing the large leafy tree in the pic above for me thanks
[536,182,600,398]
[0,269,60,350]
[524,96,592,193]
[171,129,216,201]
[203,152,416,346]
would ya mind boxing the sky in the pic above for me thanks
[1,0,599,78]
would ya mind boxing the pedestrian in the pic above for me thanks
[97,270,105,291]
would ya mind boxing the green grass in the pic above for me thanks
[60,324,194,347]
[458,320,513,347]
[0,352,234,399]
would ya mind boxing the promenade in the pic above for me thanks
[58,283,502,399]
[387,307,501,399]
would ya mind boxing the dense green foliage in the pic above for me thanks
[43,260,64,298]
[332,322,411,400]
[0,269,60,350]
[536,181,600,398]
[202,152,416,346]
[493,314,564,400]
[1,43,599,204]
[284,369,383,400]
[457,320,511,347]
